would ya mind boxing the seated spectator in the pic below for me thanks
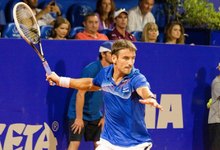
[23,0,61,26]
[95,0,115,31]
[141,22,159,43]
[49,17,71,40]
[164,21,185,44]
[75,13,109,40]
[128,0,155,33]
[108,9,136,41]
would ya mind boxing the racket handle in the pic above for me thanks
[43,61,55,86]
[43,61,52,75]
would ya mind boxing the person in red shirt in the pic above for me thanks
[108,9,136,41]
[75,13,109,40]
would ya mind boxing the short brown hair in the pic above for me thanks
[84,12,98,22]
[111,39,137,55]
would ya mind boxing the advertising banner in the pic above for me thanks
[0,39,220,150]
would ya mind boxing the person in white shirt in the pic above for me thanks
[127,0,155,33]
[23,0,61,26]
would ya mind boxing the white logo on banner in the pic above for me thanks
[52,121,59,132]
[145,94,184,129]
[0,122,57,150]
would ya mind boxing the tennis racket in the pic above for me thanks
[13,2,53,76]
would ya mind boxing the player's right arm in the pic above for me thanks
[46,72,100,91]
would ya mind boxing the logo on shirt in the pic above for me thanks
[122,87,130,93]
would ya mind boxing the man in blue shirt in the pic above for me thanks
[68,41,113,150]
[47,39,163,150]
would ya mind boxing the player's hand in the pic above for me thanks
[72,118,84,134]
[139,98,163,111]
[98,117,105,130]
[46,72,60,86]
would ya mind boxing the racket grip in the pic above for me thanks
[42,61,52,75]
[43,61,55,86]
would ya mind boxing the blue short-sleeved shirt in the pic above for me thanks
[68,60,104,121]
[93,65,152,147]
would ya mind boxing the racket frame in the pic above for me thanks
[13,2,53,76]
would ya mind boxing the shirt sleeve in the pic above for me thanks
[132,74,150,90]
[127,9,136,33]
[81,69,92,78]
[148,12,156,23]
[93,69,105,87]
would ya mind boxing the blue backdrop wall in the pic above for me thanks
[0,39,220,150]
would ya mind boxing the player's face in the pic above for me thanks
[55,23,69,39]
[83,16,99,34]
[113,48,136,75]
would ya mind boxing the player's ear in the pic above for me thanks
[112,54,117,64]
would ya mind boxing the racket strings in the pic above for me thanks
[16,6,40,43]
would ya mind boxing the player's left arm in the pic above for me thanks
[136,86,163,110]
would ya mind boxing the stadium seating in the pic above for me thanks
[131,31,142,41]
[99,29,112,36]
[157,32,164,43]
[40,25,53,39]
[151,3,166,28]
[5,0,21,23]
[68,26,84,39]
[209,30,220,46]
[1,22,20,38]
[0,10,6,26]
[67,3,93,28]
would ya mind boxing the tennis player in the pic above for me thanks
[68,41,113,150]
[46,39,163,150]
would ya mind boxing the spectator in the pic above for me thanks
[23,0,61,26]
[75,13,109,40]
[208,62,220,150]
[108,9,136,41]
[141,22,159,43]
[95,0,115,31]
[164,21,185,44]
[128,0,155,33]
[49,17,71,40]
[67,41,113,150]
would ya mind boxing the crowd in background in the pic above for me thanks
[0,0,187,45]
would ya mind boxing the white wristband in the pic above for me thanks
[59,77,70,88]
